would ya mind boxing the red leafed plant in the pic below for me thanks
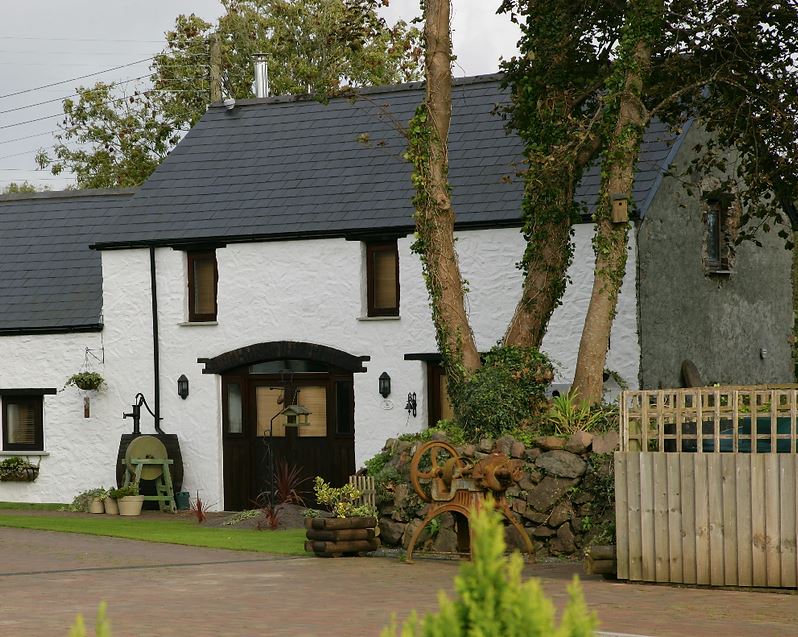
[256,502,283,530]
[273,460,311,506]
[189,492,212,523]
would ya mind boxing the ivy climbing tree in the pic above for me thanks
[413,0,798,407]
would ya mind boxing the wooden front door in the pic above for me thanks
[222,361,355,511]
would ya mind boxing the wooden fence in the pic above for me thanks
[616,386,798,588]
[348,475,376,509]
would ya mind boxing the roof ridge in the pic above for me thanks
[0,187,137,203]
[210,73,505,110]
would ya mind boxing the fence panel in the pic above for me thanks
[615,451,798,588]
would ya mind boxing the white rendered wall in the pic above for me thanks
[92,225,639,510]
[0,331,121,504]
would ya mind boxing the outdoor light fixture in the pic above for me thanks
[177,374,189,400]
[379,372,391,398]
[405,392,417,418]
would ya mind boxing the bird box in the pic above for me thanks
[611,193,629,223]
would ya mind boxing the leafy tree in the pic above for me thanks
[1,181,45,194]
[38,0,422,188]
[412,0,798,408]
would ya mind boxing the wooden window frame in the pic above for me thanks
[366,240,400,317]
[2,395,44,452]
[187,250,218,322]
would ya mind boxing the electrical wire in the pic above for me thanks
[0,57,154,100]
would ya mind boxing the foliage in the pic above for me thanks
[546,391,616,436]
[222,509,260,526]
[108,484,138,499]
[64,371,106,392]
[256,502,283,530]
[1,182,45,194]
[573,453,616,545]
[381,501,597,636]
[313,476,376,518]
[0,514,307,555]
[68,488,110,512]
[0,456,38,481]
[68,602,112,637]
[497,0,798,402]
[189,492,211,523]
[364,449,392,477]
[453,345,553,441]
[273,460,311,506]
[38,1,421,188]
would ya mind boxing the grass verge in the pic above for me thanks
[0,502,65,510]
[0,514,307,555]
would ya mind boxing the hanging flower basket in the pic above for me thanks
[65,372,106,392]
[0,457,39,482]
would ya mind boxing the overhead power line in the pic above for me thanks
[0,57,154,100]
[0,35,163,43]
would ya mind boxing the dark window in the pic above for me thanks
[427,363,454,427]
[334,380,354,434]
[2,395,43,451]
[188,250,218,322]
[704,197,733,272]
[366,241,399,316]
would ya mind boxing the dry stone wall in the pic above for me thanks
[371,430,619,558]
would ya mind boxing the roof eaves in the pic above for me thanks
[0,323,103,337]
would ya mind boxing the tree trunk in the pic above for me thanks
[504,135,601,348]
[409,0,480,391]
[572,18,658,403]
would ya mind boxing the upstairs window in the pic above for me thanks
[366,240,399,317]
[703,195,735,273]
[188,250,218,322]
[2,394,44,452]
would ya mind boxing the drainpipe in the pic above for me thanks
[149,246,164,434]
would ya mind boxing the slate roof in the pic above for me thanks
[94,74,685,248]
[0,189,135,334]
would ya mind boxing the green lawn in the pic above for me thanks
[0,513,307,555]
[0,502,65,510]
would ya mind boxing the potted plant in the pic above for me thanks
[113,483,144,516]
[84,487,107,514]
[102,489,119,515]
[0,456,39,482]
[304,477,379,557]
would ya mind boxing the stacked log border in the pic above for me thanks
[304,516,380,557]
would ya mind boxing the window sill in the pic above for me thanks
[357,315,401,322]
[0,451,49,457]
[707,269,733,276]
[178,321,219,327]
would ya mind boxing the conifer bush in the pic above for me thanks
[381,501,597,637]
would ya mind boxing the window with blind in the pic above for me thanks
[366,240,399,316]
[2,396,43,451]
[188,250,218,322]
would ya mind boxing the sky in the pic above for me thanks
[0,1,521,191]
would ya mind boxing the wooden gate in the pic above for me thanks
[616,386,798,588]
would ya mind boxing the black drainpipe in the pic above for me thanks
[149,246,164,434]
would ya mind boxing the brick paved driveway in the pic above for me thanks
[1,527,796,637]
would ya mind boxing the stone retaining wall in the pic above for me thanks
[369,430,619,558]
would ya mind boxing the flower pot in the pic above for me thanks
[88,497,105,514]
[118,495,145,516]
[104,498,119,515]
[304,516,380,556]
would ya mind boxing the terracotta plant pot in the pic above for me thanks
[304,516,380,557]
[118,495,145,516]
[88,497,105,514]
[104,498,119,515]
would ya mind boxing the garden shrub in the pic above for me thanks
[452,345,553,441]
[381,501,597,637]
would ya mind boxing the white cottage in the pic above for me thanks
[1,75,792,509]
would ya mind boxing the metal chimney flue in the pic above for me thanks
[254,54,269,98]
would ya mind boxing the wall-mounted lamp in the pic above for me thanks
[177,374,189,400]
[405,392,417,418]
[378,372,391,398]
